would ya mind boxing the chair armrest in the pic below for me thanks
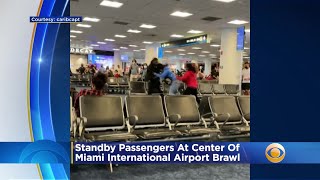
[78,117,87,139]
[201,112,213,119]
[213,113,231,128]
[168,114,181,128]
[127,115,139,132]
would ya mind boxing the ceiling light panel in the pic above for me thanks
[228,19,249,25]
[140,24,157,29]
[115,34,126,38]
[170,11,193,17]
[76,24,92,28]
[143,41,153,44]
[188,30,203,34]
[100,0,123,8]
[171,34,184,38]
[83,17,100,22]
[70,30,83,34]
[127,29,141,33]
[105,38,115,41]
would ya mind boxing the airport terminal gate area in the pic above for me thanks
[70,0,250,179]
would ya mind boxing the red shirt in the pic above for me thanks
[176,71,198,89]
[74,89,104,116]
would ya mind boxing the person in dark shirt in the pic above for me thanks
[74,72,107,116]
[145,58,163,94]
[77,64,86,75]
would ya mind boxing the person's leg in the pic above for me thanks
[169,80,179,95]
[191,88,200,104]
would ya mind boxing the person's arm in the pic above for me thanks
[176,71,190,83]
[154,70,169,79]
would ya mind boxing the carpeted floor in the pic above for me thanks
[71,164,249,180]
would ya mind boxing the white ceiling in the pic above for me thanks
[70,0,250,55]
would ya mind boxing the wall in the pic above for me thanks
[70,54,88,73]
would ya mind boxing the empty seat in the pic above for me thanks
[237,96,250,122]
[212,84,226,95]
[165,95,219,136]
[198,82,213,95]
[225,84,239,95]
[209,96,250,136]
[129,81,146,94]
[126,95,180,139]
[79,96,137,141]
[198,95,212,119]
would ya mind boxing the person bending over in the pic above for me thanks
[176,63,199,103]
[74,72,107,116]
[154,64,179,95]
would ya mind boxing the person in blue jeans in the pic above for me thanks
[154,64,180,95]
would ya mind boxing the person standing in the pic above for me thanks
[176,63,199,103]
[129,59,140,81]
[77,64,86,75]
[145,58,163,94]
[99,64,106,74]
[116,65,123,76]
[242,62,250,95]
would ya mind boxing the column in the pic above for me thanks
[175,60,182,71]
[204,59,212,76]
[145,43,160,65]
[113,50,121,68]
[219,28,243,85]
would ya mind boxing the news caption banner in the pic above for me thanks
[73,142,320,164]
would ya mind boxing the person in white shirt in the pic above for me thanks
[242,62,250,95]
[116,65,124,76]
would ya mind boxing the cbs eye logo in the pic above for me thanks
[265,143,285,163]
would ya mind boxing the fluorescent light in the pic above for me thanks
[179,53,186,56]
[188,53,195,55]
[143,41,153,44]
[97,42,107,44]
[188,30,203,34]
[228,20,249,25]
[177,49,185,51]
[171,34,184,38]
[104,38,115,41]
[140,49,146,51]
[120,47,128,49]
[127,29,141,33]
[100,0,123,8]
[202,51,210,54]
[210,44,220,47]
[115,34,126,38]
[213,0,236,3]
[70,30,83,34]
[76,24,92,28]
[209,54,216,56]
[90,44,99,47]
[70,35,76,38]
[113,48,120,51]
[192,47,202,50]
[165,51,172,53]
[140,24,156,29]
[245,29,250,33]
[129,45,138,47]
[133,50,140,52]
[170,11,193,17]
[244,47,250,50]
[199,55,206,57]
[83,17,100,22]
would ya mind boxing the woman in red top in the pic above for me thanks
[176,63,200,103]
